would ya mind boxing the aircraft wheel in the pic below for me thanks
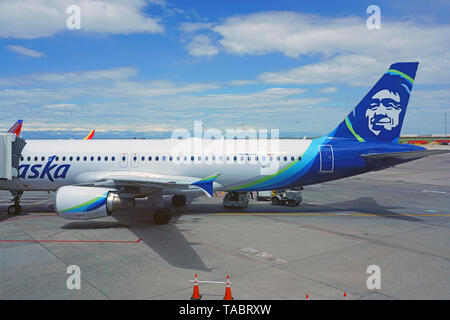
[288,200,296,207]
[154,207,173,225]
[8,204,21,215]
[271,197,279,206]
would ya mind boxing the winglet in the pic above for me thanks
[83,129,95,140]
[192,174,221,198]
[7,120,23,136]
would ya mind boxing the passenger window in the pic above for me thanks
[141,156,145,161]
[90,156,94,161]
[291,156,295,161]
[169,156,173,161]
[162,156,166,161]
[56,156,59,161]
[148,156,152,161]
[69,156,73,161]
[34,156,38,161]
[41,156,45,161]
[133,156,137,161]
[269,156,273,161]
[83,156,87,161]
[233,156,237,161]
[27,156,31,161]
[76,156,80,161]
[191,156,194,161]
[284,156,287,161]
[105,156,108,161]
[122,156,126,161]
[155,156,159,161]
[112,156,115,161]
[276,156,280,161]
[298,156,302,161]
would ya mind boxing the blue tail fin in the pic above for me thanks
[329,62,418,143]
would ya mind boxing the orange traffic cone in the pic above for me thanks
[223,275,234,300]
[191,274,202,300]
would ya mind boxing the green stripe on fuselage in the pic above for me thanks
[228,159,298,190]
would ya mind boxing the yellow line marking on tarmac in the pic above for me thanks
[207,212,450,217]
[21,200,53,213]
[13,212,450,218]
[29,212,57,215]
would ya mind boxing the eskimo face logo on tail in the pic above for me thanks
[366,89,402,136]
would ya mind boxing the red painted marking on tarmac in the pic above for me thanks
[0,238,142,244]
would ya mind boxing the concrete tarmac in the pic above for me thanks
[0,152,449,300]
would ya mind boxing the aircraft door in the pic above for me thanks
[319,145,334,173]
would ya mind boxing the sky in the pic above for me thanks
[0,0,449,139]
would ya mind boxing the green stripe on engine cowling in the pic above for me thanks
[62,193,106,212]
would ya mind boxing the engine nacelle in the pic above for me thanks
[55,186,135,220]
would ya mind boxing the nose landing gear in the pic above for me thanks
[8,191,23,215]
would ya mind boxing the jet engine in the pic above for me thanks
[55,186,135,220]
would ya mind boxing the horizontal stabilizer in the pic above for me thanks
[360,149,449,160]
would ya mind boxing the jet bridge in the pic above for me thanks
[0,133,26,180]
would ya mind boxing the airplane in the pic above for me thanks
[83,129,95,140]
[7,120,23,136]
[0,62,448,224]
[6,120,94,140]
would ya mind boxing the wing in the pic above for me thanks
[74,171,222,198]
[360,149,449,160]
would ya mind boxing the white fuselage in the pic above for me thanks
[0,138,312,192]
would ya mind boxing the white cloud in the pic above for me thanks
[212,11,449,59]
[0,0,164,39]
[41,103,78,109]
[259,55,382,86]
[6,45,45,58]
[0,66,138,86]
[319,86,339,94]
[179,22,215,33]
[186,34,219,57]
[207,11,450,85]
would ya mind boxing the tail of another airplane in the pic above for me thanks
[329,62,419,143]
[83,129,95,140]
[7,120,23,136]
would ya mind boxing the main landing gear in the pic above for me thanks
[171,195,187,207]
[153,207,173,225]
[8,191,23,215]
